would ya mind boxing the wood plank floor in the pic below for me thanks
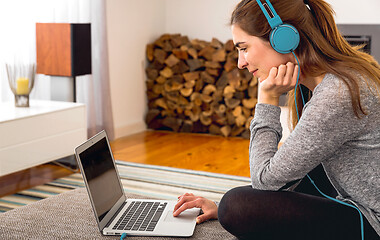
[0,130,250,197]
[0,163,73,198]
[111,130,250,176]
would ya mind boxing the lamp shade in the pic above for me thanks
[36,23,92,77]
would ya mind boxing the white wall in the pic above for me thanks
[329,0,380,24]
[106,0,166,139]
[106,0,380,139]
[165,0,240,43]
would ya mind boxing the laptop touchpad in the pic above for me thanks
[164,210,198,223]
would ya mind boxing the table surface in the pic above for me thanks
[0,100,85,123]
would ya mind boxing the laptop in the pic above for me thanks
[74,130,200,237]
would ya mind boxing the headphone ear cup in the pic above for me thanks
[270,24,300,54]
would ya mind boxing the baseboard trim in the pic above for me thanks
[114,121,146,139]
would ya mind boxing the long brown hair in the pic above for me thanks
[231,0,380,129]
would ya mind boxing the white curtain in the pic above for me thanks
[0,0,114,140]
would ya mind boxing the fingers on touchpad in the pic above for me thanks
[164,210,198,223]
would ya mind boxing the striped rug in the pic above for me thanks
[0,161,251,213]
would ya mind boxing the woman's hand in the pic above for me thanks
[258,62,299,106]
[173,193,218,224]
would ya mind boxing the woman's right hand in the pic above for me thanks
[258,62,299,106]
[173,193,218,224]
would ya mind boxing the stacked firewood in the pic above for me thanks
[145,33,258,139]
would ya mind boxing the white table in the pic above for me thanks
[0,100,87,176]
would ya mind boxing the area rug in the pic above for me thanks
[0,161,251,212]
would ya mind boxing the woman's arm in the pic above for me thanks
[249,74,366,190]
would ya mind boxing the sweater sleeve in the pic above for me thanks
[249,74,368,190]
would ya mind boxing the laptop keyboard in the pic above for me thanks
[112,201,167,232]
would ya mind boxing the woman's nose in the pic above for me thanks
[237,52,247,69]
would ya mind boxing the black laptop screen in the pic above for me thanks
[79,137,124,222]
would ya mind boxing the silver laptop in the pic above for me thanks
[74,130,200,237]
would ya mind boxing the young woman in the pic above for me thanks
[173,0,380,239]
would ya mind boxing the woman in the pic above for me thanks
[173,0,380,239]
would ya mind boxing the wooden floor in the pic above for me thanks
[0,163,73,198]
[111,130,250,176]
[0,130,250,197]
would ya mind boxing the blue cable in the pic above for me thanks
[291,51,364,240]
[306,175,364,240]
[120,233,127,239]
[292,51,302,121]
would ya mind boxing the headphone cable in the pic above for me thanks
[291,51,364,240]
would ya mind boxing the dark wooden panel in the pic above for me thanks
[71,24,92,76]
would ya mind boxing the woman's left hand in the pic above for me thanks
[258,62,299,106]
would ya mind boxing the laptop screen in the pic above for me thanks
[79,137,124,222]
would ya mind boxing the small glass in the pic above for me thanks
[6,63,36,107]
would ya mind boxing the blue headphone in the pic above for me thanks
[255,0,300,54]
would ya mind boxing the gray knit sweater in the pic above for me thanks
[250,73,380,235]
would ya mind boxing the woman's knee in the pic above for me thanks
[218,186,277,238]
[218,186,254,230]
[219,186,250,212]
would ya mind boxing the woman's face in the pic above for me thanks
[231,24,293,80]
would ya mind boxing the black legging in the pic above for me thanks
[218,186,379,240]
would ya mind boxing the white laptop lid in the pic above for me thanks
[75,130,126,232]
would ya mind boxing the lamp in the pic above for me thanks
[36,23,91,102]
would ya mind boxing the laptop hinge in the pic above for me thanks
[105,201,127,228]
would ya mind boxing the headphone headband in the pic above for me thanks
[255,0,300,54]
[255,0,283,29]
